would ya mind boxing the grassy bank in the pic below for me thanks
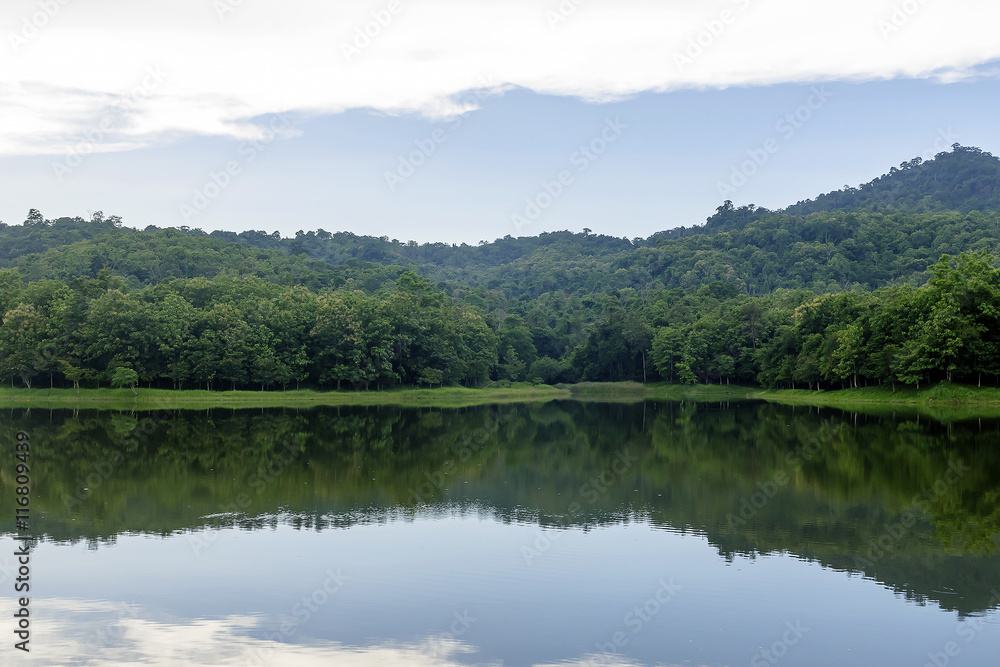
[756,383,1000,407]
[2,382,999,416]
[0,385,571,411]
[646,383,759,401]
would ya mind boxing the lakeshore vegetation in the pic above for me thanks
[2,144,1000,395]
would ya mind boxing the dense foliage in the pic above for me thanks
[2,145,1000,390]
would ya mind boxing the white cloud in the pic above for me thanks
[1,0,999,156]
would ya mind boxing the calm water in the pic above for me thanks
[1,400,999,666]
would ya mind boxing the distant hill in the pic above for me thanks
[3,144,1000,389]
[2,144,999,298]
[783,144,1000,215]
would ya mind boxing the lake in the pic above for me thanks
[1,400,999,666]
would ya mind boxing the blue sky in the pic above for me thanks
[2,1,1000,243]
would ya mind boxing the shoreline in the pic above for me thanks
[2,382,999,415]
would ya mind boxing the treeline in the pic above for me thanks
[782,144,1000,216]
[571,251,1000,388]
[3,147,1000,303]
[2,251,999,391]
[3,145,1000,391]
[0,270,513,390]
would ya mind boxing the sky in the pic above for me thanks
[2,0,1000,244]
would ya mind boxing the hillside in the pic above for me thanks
[3,145,1000,300]
[783,144,1000,215]
[2,144,1000,391]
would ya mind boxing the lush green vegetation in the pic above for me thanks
[2,144,999,393]
[0,384,568,410]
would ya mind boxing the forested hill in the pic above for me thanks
[4,145,999,299]
[3,144,1000,391]
[782,144,1000,215]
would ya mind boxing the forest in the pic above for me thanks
[1,144,999,392]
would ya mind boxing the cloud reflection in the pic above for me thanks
[8,598,486,666]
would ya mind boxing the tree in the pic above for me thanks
[0,303,44,388]
[111,366,139,394]
[652,326,684,384]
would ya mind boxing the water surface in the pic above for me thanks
[1,401,998,665]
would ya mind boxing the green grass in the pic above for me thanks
[3,381,1000,417]
[647,383,759,400]
[756,382,1000,405]
[753,382,1000,421]
[0,384,571,411]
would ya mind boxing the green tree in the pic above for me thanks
[111,366,139,395]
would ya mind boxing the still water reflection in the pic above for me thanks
[1,400,998,665]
